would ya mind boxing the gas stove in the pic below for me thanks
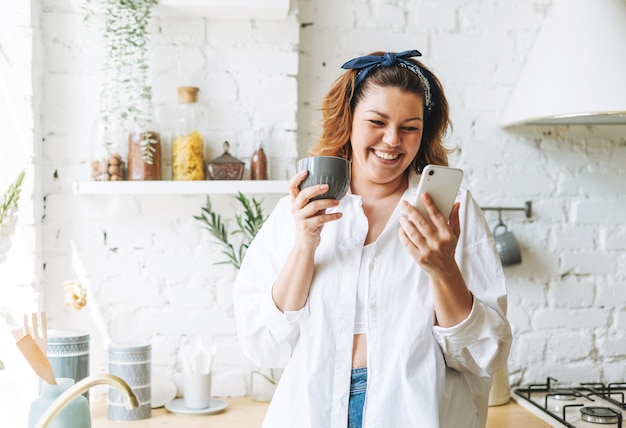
[512,377,625,427]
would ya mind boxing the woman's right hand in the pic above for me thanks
[289,170,343,250]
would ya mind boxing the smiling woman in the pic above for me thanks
[233,50,511,428]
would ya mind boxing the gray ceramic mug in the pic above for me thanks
[296,156,351,201]
[493,224,522,267]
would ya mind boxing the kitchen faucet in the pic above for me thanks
[35,373,138,428]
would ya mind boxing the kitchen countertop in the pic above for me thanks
[90,397,551,427]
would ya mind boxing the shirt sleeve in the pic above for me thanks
[431,190,512,377]
[232,197,308,368]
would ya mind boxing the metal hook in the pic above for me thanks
[481,201,533,220]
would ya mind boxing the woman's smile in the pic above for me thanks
[372,149,401,161]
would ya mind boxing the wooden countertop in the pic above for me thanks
[486,400,551,428]
[90,397,550,427]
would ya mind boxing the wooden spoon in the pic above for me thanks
[15,333,57,385]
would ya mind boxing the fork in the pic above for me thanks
[22,311,48,355]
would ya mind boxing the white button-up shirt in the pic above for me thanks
[233,173,512,428]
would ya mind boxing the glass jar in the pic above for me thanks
[172,87,205,180]
[250,142,268,180]
[90,112,127,181]
[127,114,162,181]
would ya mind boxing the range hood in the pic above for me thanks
[501,0,626,127]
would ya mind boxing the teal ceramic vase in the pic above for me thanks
[28,377,91,428]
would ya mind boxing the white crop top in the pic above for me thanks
[354,243,374,334]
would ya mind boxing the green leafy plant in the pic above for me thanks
[0,170,25,226]
[0,170,25,370]
[194,192,268,270]
[0,170,25,263]
[85,0,158,164]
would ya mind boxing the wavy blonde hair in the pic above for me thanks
[308,52,453,173]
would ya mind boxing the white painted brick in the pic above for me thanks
[206,20,253,44]
[616,310,626,330]
[208,48,298,75]
[532,309,609,330]
[255,19,300,45]
[596,283,626,308]
[604,228,626,251]
[576,199,626,223]
[547,280,595,308]
[551,226,595,253]
[545,332,593,361]
[432,33,515,59]
[561,252,618,276]
[603,362,626,383]
[412,4,456,31]
[154,16,207,46]
[507,279,546,307]
[356,3,406,30]
[151,45,206,77]
[506,306,531,331]
[525,363,601,385]
[507,333,546,368]
[597,335,626,358]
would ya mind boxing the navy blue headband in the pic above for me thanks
[341,49,434,113]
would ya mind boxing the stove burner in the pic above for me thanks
[551,389,578,401]
[580,406,621,424]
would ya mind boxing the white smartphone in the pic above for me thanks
[414,165,464,220]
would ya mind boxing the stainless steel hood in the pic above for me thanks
[501,0,626,127]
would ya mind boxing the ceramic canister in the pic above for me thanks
[46,330,90,400]
[108,342,151,420]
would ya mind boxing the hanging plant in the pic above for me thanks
[85,0,160,174]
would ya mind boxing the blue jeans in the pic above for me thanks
[348,367,367,428]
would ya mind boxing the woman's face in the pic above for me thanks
[350,85,424,187]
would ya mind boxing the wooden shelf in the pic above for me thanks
[75,180,290,195]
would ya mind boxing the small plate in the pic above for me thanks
[165,398,228,416]
[151,374,177,408]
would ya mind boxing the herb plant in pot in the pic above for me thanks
[194,193,282,399]
[86,0,161,181]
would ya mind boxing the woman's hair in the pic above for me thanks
[308,51,453,173]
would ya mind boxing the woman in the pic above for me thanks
[233,50,512,428]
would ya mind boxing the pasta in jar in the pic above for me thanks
[173,130,205,180]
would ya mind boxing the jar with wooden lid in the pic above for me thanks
[172,86,205,180]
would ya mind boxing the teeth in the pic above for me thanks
[374,150,399,160]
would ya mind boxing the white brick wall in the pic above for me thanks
[2,2,626,422]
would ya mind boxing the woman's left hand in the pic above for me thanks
[398,193,460,275]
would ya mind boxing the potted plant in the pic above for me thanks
[194,192,268,270]
[86,0,161,181]
[194,193,282,398]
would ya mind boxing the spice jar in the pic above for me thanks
[127,113,162,181]
[250,142,268,180]
[173,87,205,180]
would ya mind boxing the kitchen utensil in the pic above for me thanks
[22,312,48,355]
[15,333,57,385]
